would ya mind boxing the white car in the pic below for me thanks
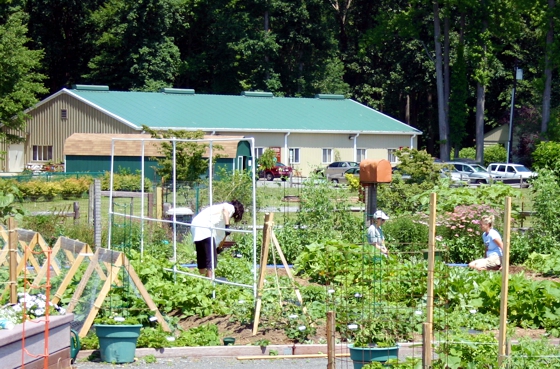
[487,163,537,182]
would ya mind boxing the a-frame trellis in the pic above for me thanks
[252,213,305,335]
[66,247,171,337]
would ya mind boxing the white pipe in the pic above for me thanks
[284,132,291,164]
[352,133,360,161]
[410,134,417,149]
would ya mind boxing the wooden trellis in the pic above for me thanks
[66,247,171,337]
[252,213,304,335]
[0,229,53,301]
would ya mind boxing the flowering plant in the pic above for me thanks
[0,293,66,325]
[93,311,141,325]
[438,204,501,241]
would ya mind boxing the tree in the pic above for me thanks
[0,10,47,144]
[85,0,181,90]
[142,126,223,183]
[26,0,103,93]
[257,148,277,169]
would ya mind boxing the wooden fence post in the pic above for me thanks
[9,217,17,304]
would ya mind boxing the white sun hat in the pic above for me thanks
[373,210,389,220]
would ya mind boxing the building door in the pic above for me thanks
[8,144,24,172]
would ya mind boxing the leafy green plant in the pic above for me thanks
[432,331,497,368]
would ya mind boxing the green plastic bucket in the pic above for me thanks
[94,324,142,363]
[348,344,399,369]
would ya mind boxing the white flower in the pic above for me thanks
[114,316,126,322]
[166,336,175,341]
[470,309,477,314]
[414,310,422,316]
[298,325,306,331]
[289,314,298,319]
[347,324,358,330]
[149,316,158,322]
[354,293,362,298]
[327,289,335,294]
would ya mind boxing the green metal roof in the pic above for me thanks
[56,88,421,135]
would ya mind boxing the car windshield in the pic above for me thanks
[276,163,285,167]
[349,162,359,167]
[471,165,487,173]
[514,165,530,172]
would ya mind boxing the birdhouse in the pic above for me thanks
[359,159,392,183]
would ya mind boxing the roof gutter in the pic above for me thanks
[351,133,361,161]
[284,132,291,164]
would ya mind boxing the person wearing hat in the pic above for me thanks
[367,210,389,256]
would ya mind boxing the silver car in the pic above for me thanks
[444,162,493,184]
[324,161,359,180]
[329,167,359,184]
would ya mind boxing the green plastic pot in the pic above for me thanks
[348,343,399,369]
[94,324,142,363]
[223,337,236,346]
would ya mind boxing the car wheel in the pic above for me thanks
[281,176,287,181]
[266,172,274,181]
[476,179,485,184]
[331,178,339,183]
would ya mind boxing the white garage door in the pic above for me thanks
[8,144,24,172]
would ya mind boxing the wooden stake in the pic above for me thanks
[271,231,305,309]
[498,197,512,367]
[8,218,17,304]
[253,213,274,335]
[327,311,336,369]
[423,192,437,368]
[122,254,171,332]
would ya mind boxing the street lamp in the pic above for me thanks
[507,67,523,163]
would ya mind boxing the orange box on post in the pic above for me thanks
[359,159,392,183]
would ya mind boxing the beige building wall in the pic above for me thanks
[2,93,418,174]
[1,94,138,171]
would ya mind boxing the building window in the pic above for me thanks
[33,145,53,161]
[322,148,332,163]
[61,109,68,119]
[289,148,300,164]
[357,148,366,162]
[254,147,266,158]
[388,149,398,163]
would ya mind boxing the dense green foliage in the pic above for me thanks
[4,0,560,159]
[0,9,47,142]
[459,144,507,166]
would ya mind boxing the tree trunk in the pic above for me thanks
[433,1,449,161]
[476,82,485,163]
[542,0,555,133]
[444,15,450,133]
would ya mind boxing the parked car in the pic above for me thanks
[444,161,493,184]
[440,167,467,184]
[487,163,537,182]
[258,162,293,181]
[330,167,360,184]
[324,161,359,179]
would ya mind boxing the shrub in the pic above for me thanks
[382,214,428,253]
[459,144,507,166]
[532,141,560,177]
[526,169,560,254]
[101,171,151,191]
[60,178,89,199]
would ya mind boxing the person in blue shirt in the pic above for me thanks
[367,210,389,257]
[469,215,503,271]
